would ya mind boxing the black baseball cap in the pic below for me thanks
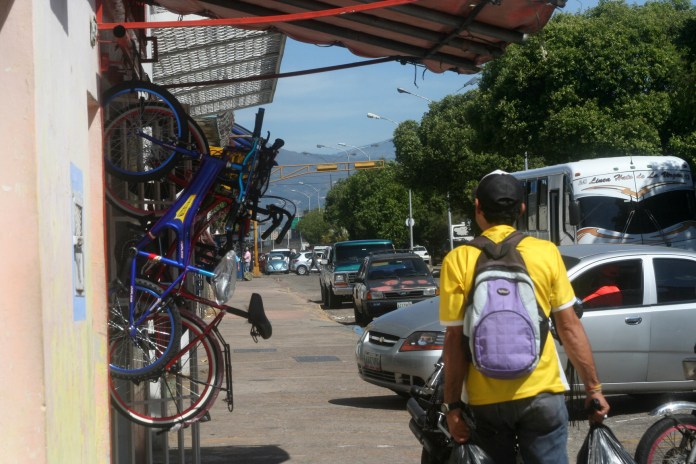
[475,170,523,212]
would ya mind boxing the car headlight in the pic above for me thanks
[367,290,384,300]
[334,274,348,287]
[423,287,439,296]
[399,331,445,352]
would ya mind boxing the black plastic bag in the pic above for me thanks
[449,443,495,464]
[577,423,637,464]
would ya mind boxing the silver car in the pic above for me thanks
[290,251,320,275]
[355,244,696,395]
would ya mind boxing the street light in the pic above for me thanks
[317,143,350,163]
[290,189,312,210]
[338,142,370,161]
[396,87,433,103]
[298,182,321,210]
[367,112,398,125]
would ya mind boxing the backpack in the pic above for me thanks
[462,231,549,380]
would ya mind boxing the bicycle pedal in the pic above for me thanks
[199,412,212,423]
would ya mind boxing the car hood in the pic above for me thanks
[367,296,443,337]
[368,276,436,290]
[334,262,361,272]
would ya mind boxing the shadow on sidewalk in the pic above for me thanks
[166,444,290,464]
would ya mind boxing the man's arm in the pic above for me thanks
[553,307,610,423]
[443,326,471,443]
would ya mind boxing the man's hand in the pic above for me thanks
[585,392,610,425]
[446,409,471,444]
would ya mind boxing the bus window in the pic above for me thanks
[527,180,538,231]
[538,178,548,230]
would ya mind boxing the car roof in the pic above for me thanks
[334,239,392,246]
[368,251,420,261]
[557,244,696,261]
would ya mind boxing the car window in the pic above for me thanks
[571,259,643,310]
[653,258,696,304]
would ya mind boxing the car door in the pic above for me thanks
[645,256,696,386]
[565,257,649,387]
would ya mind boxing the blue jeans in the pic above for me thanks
[469,393,569,464]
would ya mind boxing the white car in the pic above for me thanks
[356,244,696,396]
[411,245,431,265]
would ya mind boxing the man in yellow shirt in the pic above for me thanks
[440,170,609,463]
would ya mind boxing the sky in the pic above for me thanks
[232,0,617,158]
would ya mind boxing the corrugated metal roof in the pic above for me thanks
[150,18,285,117]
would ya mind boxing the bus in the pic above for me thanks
[510,156,696,250]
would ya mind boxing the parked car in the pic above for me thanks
[356,244,696,396]
[290,251,320,275]
[411,245,431,265]
[319,239,394,309]
[264,251,289,275]
[352,251,438,326]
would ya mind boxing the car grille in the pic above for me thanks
[366,330,400,347]
[359,366,426,389]
[348,273,357,284]
[383,290,424,299]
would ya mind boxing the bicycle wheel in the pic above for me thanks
[634,414,696,463]
[110,310,223,429]
[103,81,189,181]
[105,113,208,219]
[109,279,182,381]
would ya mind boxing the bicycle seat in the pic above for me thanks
[247,293,272,340]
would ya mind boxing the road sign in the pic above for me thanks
[405,218,415,227]
[291,217,300,230]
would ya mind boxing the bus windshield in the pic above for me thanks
[578,190,696,234]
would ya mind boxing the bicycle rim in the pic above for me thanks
[102,82,188,181]
[110,310,223,429]
[636,415,696,464]
[105,113,208,219]
[109,279,182,380]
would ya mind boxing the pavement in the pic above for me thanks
[159,275,641,464]
[164,275,425,464]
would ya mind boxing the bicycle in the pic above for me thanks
[104,80,293,428]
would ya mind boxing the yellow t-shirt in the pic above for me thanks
[439,225,576,405]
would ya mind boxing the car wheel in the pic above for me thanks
[296,265,308,276]
[353,303,366,326]
[327,288,340,309]
[320,284,328,307]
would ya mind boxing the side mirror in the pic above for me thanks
[568,200,581,226]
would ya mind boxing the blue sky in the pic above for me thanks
[232,0,620,157]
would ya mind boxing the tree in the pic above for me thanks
[294,209,329,245]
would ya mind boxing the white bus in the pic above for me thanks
[510,156,696,250]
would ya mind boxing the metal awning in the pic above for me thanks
[148,0,563,75]
[149,8,285,117]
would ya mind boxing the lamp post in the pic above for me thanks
[367,112,398,125]
[396,87,433,103]
[337,142,370,161]
[317,143,350,163]
[298,182,321,210]
[291,189,312,211]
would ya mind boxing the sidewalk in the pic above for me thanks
[179,276,424,463]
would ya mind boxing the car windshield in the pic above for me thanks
[335,244,392,263]
[368,258,430,279]
[578,190,696,234]
[269,253,285,260]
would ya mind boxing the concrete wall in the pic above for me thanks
[0,0,109,461]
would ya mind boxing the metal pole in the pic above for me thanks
[408,189,414,250]
[447,192,454,251]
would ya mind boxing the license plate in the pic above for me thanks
[363,351,381,371]
[397,301,413,308]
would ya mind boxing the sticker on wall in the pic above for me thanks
[71,163,86,321]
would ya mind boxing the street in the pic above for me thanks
[180,272,696,463]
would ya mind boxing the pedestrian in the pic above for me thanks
[440,170,610,464]
[243,247,252,273]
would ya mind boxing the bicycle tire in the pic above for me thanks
[105,112,208,219]
[102,81,189,181]
[110,310,223,429]
[634,414,696,463]
[109,279,182,381]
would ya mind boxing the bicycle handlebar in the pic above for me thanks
[253,108,265,139]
